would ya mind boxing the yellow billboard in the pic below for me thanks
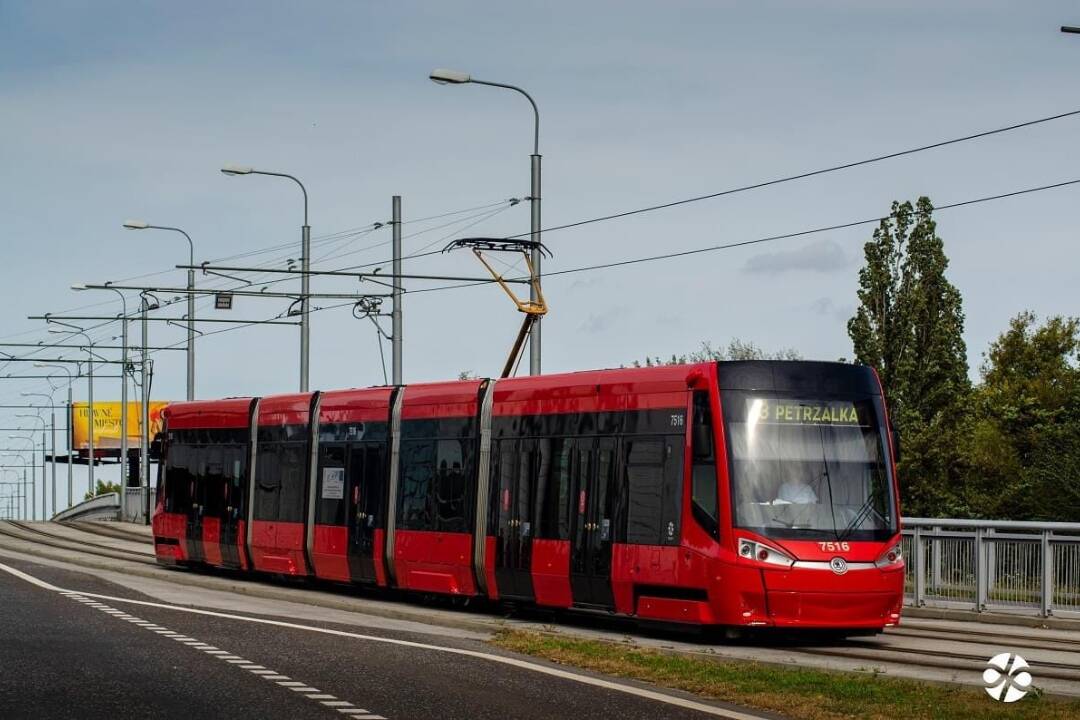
[71,402,171,450]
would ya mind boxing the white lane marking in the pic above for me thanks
[321,700,354,707]
[0,561,378,720]
[308,694,337,700]
[13,577,766,719]
[1,561,758,720]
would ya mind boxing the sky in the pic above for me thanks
[1,1,1078,510]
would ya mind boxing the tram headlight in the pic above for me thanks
[738,539,795,568]
[875,543,903,569]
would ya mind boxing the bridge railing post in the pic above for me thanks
[974,527,988,611]
[913,525,926,606]
[1041,530,1054,617]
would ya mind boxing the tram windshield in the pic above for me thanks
[722,392,897,541]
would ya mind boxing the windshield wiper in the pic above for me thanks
[837,497,888,541]
[817,424,839,541]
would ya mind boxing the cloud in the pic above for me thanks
[744,239,848,275]
[578,306,628,334]
[810,297,855,323]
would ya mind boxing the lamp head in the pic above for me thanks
[71,283,88,291]
[221,164,254,176]
[123,220,149,230]
[429,68,472,85]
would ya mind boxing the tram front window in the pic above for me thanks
[722,392,897,541]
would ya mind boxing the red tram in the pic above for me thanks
[152,360,904,631]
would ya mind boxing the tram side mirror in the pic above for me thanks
[693,421,713,460]
[149,432,164,461]
[890,429,901,463]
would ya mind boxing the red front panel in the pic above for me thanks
[153,511,187,563]
[312,524,350,582]
[249,520,308,575]
[201,517,223,567]
[766,591,903,628]
[393,530,476,595]
[530,539,571,607]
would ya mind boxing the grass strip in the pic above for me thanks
[491,629,1080,720]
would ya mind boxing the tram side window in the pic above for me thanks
[399,439,435,530]
[435,439,470,532]
[316,444,347,526]
[625,436,683,546]
[223,445,246,517]
[690,391,719,540]
[202,445,225,518]
[164,442,194,514]
[254,445,281,521]
[277,444,307,524]
[535,438,571,540]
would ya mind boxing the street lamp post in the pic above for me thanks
[73,285,131,498]
[48,327,95,496]
[221,165,311,391]
[138,292,159,525]
[429,68,543,375]
[18,399,55,517]
[7,439,35,520]
[34,363,75,508]
[122,222,195,400]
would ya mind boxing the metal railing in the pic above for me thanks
[51,492,120,523]
[122,487,156,524]
[903,518,1080,618]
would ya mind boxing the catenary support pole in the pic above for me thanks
[141,298,151,524]
[301,223,311,392]
[66,385,73,508]
[49,407,56,518]
[392,195,402,386]
[529,153,542,375]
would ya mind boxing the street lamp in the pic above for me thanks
[1063,26,1080,34]
[73,284,131,495]
[47,326,95,496]
[221,164,311,391]
[7,437,35,520]
[34,362,75,508]
[17,400,55,518]
[429,68,544,375]
[121,223,195,401]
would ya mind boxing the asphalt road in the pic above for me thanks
[0,557,764,720]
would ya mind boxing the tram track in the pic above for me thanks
[0,521,157,566]
[63,520,153,545]
[790,641,1080,681]
[887,625,1080,653]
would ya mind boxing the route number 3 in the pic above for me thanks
[818,541,850,552]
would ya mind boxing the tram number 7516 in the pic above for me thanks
[818,541,850,552]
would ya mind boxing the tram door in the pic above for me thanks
[185,446,206,564]
[570,437,617,609]
[494,439,536,600]
[218,444,245,568]
[346,443,385,583]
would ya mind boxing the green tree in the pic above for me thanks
[635,339,802,367]
[83,479,121,502]
[847,197,970,515]
[963,312,1080,519]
